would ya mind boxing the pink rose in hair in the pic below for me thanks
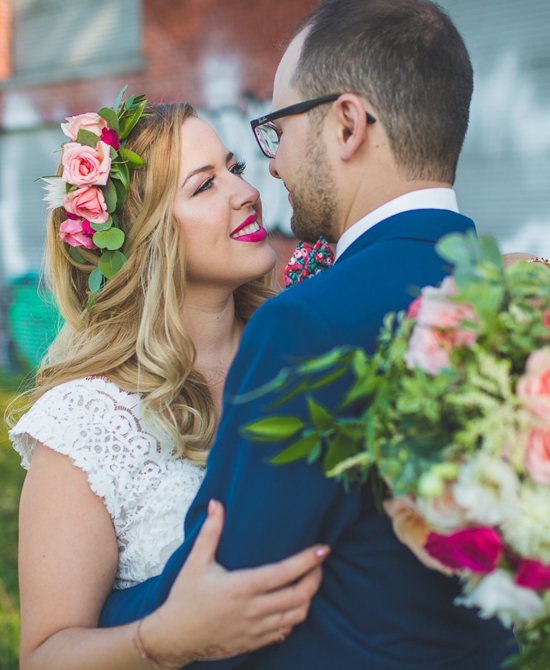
[100,128,120,152]
[516,558,550,591]
[425,527,503,573]
[59,218,97,249]
[61,141,111,187]
[524,425,550,485]
[64,186,109,224]
[517,349,550,423]
[61,113,108,140]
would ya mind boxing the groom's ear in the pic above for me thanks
[334,94,373,161]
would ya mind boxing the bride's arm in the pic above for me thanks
[19,442,328,670]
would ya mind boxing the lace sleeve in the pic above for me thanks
[9,378,147,519]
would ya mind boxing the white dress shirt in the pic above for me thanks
[334,188,459,262]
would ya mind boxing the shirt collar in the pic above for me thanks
[334,188,459,262]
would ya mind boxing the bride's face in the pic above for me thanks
[173,117,276,289]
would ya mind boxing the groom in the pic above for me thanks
[101,0,515,667]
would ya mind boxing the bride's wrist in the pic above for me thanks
[134,610,196,668]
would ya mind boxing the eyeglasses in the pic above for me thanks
[250,94,377,159]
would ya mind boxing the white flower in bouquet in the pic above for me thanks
[456,570,545,628]
[502,483,550,563]
[452,454,519,526]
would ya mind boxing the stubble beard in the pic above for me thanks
[289,132,339,244]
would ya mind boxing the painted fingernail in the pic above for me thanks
[315,546,330,558]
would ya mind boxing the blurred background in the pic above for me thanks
[0,0,549,667]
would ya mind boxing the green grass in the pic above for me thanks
[0,374,29,670]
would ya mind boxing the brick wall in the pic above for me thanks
[1,0,314,122]
[0,0,10,80]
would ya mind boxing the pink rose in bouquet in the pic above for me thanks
[424,527,503,573]
[405,278,477,375]
[61,112,108,140]
[517,348,550,424]
[59,218,97,249]
[64,186,109,224]
[525,425,550,485]
[62,141,112,187]
[516,559,550,591]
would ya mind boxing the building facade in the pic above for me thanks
[0,0,549,366]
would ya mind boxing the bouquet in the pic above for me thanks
[242,232,550,669]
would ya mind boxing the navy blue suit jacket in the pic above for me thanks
[100,210,516,669]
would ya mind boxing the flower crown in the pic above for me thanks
[43,86,147,308]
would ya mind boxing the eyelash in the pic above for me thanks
[193,160,247,196]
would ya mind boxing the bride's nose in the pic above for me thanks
[231,178,260,210]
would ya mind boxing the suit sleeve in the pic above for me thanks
[99,291,359,666]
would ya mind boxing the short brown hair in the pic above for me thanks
[291,0,473,183]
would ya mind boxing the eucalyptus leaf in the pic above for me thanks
[68,246,87,264]
[103,180,117,213]
[98,250,127,279]
[241,416,305,442]
[436,233,472,266]
[87,291,99,311]
[98,107,120,133]
[113,84,128,112]
[76,128,100,148]
[88,267,103,293]
[93,227,125,251]
[270,432,319,465]
[119,147,145,169]
[90,216,113,232]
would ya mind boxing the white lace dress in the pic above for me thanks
[10,377,205,589]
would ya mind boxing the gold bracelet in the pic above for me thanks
[528,257,550,268]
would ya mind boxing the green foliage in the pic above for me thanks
[92,228,125,251]
[98,107,119,134]
[103,179,117,214]
[242,234,550,668]
[98,250,127,280]
[76,128,100,148]
[0,376,26,669]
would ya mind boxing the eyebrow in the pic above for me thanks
[183,152,235,187]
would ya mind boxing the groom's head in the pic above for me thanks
[268,0,473,242]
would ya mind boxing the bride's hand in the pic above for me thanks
[139,499,329,667]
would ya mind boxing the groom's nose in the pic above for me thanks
[269,159,281,180]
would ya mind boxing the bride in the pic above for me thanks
[9,100,329,670]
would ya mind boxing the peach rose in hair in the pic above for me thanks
[64,186,109,224]
[61,113,108,140]
[61,141,112,187]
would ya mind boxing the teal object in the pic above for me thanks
[8,277,61,368]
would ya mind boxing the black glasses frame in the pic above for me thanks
[250,94,377,158]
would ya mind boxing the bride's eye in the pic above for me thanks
[193,177,214,196]
[230,160,247,177]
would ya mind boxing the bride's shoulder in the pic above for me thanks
[9,376,144,471]
[502,252,550,270]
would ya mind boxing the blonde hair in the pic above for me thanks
[12,103,275,465]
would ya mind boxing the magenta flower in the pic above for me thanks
[101,128,120,152]
[425,527,503,573]
[516,559,550,591]
[59,218,97,249]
